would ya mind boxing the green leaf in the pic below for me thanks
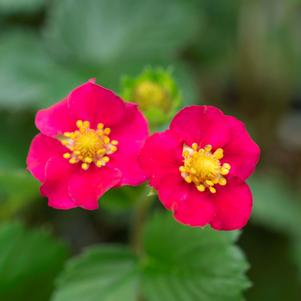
[0,169,39,219]
[0,0,45,14]
[51,246,139,301]
[292,237,301,281]
[52,214,249,301]
[250,172,301,235]
[45,0,200,66]
[0,222,69,301]
[0,30,88,109]
[101,186,143,213]
[141,214,250,301]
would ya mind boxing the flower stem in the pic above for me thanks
[130,187,154,255]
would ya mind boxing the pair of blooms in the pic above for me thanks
[27,79,260,231]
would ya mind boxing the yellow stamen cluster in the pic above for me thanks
[60,120,118,171]
[179,143,231,194]
[134,80,170,112]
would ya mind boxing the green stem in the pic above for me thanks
[130,187,154,255]
[130,187,155,301]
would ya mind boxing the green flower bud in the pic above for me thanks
[120,67,181,129]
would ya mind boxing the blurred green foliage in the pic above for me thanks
[0,222,69,301]
[250,172,301,235]
[0,0,44,15]
[52,214,249,301]
[52,246,138,301]
[0,170,39,219]
[0,0,301,300]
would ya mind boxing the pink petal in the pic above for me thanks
[68,166,121,210]
[170,105,230,148]
[210,177,252,230]
[172,185,215,227]
[149,167,215,226]
[138,130,183,180]
[41,157,77,210]
[26,134,66,182]
[152,172,189,210]
[222,116,260,180]
[67,80,126,128]
[109,103,149,186]
[36,98,75,137]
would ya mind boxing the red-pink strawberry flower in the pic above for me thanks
[139,105,260,230]
[27,79,148,210]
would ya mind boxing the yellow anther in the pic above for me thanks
[69,158,77,164]
[204,145,212,152]
[189,168,197,175]
[183,150,190,157]
[84,157,93,163]
[63,153,71,159]
[219,178,227,186]
[63,132,72,137]
[192,143,198,150]
[213,178,219,184]
[179,166,186,172]
[209,187,216,194]
[96,160,103,167]
[104,128,111,135]
[103,136,110,144]
[179,143,231,193]
[205,180,214,186]
[60,120,118,170]
[223,163,231,170]
[184,176,192,183]
[83,121,90,128]
[110,146,117,152]
[97,149,106,155]
[76,120,83,128]
[221,167,230,175]
[102,156,110,163]
[81,163,89,170]
[213,148,224,159]
[197,184,205,192]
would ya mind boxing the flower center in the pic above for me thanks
[134,80,170,111]
[179,143,231,193]
[60,120,118,170]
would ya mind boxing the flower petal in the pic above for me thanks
[68,80,126,128]
[222,116,260,180]
[152,172,189,210]
[149,168,215,226]
[210,177,252,231]
[41,157,77,210]
[35,98,75,137]
[109,103,149,186]
[68,166,121,210]
[138,129,183,180]
[170,105,230,148]
[172,186,215,227]
[26,134,66,182]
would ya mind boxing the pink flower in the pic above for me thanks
[139,105,260,230]
[27,79,149,210]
